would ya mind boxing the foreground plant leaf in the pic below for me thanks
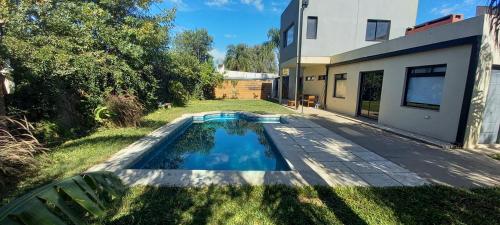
[0,172,125,225]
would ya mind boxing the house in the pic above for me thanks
[215,65,279,100]
[279,0,419,102]
[278,0,500,149]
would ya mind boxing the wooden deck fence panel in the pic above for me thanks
[215,80,273,100]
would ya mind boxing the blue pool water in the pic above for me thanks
[131,116,290,171]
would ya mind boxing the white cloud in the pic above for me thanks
[431,0,478,16]
[210,48,226,65]
[241,0,264,11]
[205,0,230,7]
[224,34,237,38]
[166,0,192,11]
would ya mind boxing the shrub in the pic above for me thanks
[104,93,144,127]
[0,116,47,187]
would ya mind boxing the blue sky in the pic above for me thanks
[152,0,491,63]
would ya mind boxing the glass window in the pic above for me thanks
[306,17,318,39]
[284,24,294,47]
[318,75,326,80]
[333,74,347,98]
[404,65,447,110]
[305,76,315,81]
[366,20,391,41]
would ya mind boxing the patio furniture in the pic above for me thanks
[287,100,296,107]
[302,95,317,107]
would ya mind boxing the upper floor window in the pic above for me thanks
[305,76,315,81]
[283,24,295,47]
[366,20,391,41]
[306,17,318,39]
[403,65,447,110]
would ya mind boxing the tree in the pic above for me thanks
[174,29,214,63]
[0,0,174,132]
[224,44,254,72]
[252,44,277,73]
[266,28,280,50]
[224,43,277,73]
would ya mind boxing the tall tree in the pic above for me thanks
[174,29,214,63]
[267,28,280,50]
[252,44,277,73]
[224,44,254,72]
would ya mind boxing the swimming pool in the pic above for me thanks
[130,113,290,171]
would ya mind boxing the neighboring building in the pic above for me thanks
[215,65,279,100]
[279,0,419,101]
[278,0,500,149]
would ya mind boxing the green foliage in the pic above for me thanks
[34,120,63,145]
[94,106,112,125]
[158,52,222,105]
[224,44,254,72]
[0,172,125,225]
[1,0,174,133]
[266,27,281,50]
[224,43,277,73]
[174,29,214,63]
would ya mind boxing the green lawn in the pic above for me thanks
[1,100,293,206]
[101,185,499,225]
[2,99,499,225]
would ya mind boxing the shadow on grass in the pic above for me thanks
[105,186,228,225]
[102,185,500,225]
[104,185,370,225]
[357,186,500,224]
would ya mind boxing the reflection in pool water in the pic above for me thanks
[131,118,290,171]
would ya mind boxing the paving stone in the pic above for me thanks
[353,151,387,161]
[324,173,369,186]
[357,173,402,187]
[308,151,361,162]
[343,161,384,173]
[307,152,345,162]
[319,162,354,173]
[387,172,429,186]
[369,161,410,173]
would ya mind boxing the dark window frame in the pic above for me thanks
[318,75,327,80]
[306,16,318,39]
[283,23,295,48]
[402,64,447,111]
[366,19,391,42]
[333,73,347,99]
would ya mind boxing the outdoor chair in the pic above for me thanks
[303,95,316,107]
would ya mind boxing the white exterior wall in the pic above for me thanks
[280,0,418,63]
[300,0,418,58]
[327,45,473,142]
[463,15,500,148]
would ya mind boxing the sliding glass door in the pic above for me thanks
[358,71,384,120]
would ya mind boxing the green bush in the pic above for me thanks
[33,120,62,145]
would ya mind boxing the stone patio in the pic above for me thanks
[264,116,428,187]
